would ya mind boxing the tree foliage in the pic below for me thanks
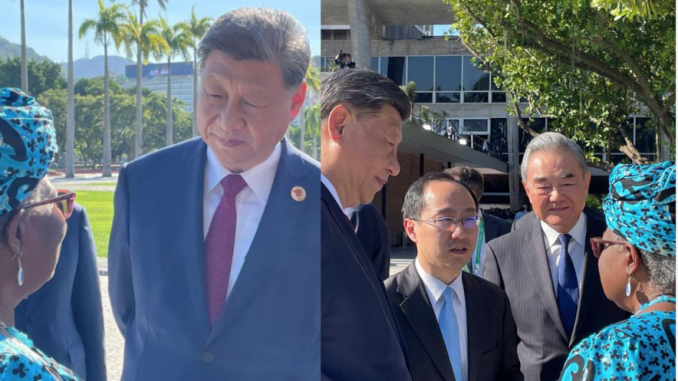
[36,77,193,168]
[0,57,65,98]
[445,0,675,164]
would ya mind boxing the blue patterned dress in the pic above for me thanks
[0,324,82,380]
[560,296,676,381]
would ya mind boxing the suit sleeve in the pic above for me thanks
[109,165,134,336]
[351,206,391,281]
[481,242,503,288]
[499,295,523,380]
[71,206,107,381]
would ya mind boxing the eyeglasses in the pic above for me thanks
[19,190,76,220]
[590,237,628,258]
[411,216,481,231]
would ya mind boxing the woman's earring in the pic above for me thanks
[16,251,24,287]
[625,275,632,297]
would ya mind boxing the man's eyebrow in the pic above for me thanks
[559,173,575,179]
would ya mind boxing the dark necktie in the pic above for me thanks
[204,174,247,327]
[557,234,578,338]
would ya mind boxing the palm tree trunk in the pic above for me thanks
[134,4,144,158]
[299,106,305,153]
[20,0,28,93]
[192,44,198,137]
[166,59,173,146]
[66,0,75,178]
[312,135,318,160]
[103,42,112,177]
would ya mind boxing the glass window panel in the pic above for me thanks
[381,57,406,85]
[435,56,462,91]
[491,92,506,103]
[463,92,489,103]
[372,57,379,73]
[462,119,489,134]
[414,92,433,103]
[408,56,434,91]
[634,118,656,153]
[463,56,489,91]
[436,92,461,103]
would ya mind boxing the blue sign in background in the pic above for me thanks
[125,62,194,79]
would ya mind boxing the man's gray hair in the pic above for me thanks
[197,7,310,91]
[521,132,589,180]
[321,69,411,121]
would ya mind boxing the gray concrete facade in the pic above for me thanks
[347,0,373,69]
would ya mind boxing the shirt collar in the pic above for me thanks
[540,212,587,247]
[205,142,282,203]
[415,257,466,308]
[321,174,343,210]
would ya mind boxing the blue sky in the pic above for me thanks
[1,0,321,64]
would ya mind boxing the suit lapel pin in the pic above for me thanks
[291,186,306,202]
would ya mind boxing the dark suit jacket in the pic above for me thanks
[321,184,411,381]
[483,213,511,243]
[384,263,523,381]
[348,203,391,280]
[16,204,106,381]
[483,212,630,381]
[109,138,320,380]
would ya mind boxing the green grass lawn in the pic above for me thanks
[75,191,114,258]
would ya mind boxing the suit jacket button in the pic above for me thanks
[202,352,215,363]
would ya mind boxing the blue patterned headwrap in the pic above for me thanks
[0,88,57,216]
[603,161,676,257]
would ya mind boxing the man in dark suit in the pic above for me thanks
[321,69,412,381]
[483,132,629,380]
[445,166,511,275]
[346,203,391,280]
[109,9,320,380]
[15,203,106,381]
[385,172,522,381]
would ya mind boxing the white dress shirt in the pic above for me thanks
[540,212,587,295]
[321,174,343,210]
[203,142,281,298]
[415,258,468,381]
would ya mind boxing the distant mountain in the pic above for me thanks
[61,55,135,80]
[0,35,51,62]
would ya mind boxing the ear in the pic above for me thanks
[5,210,25,259]
[326,104,351,144]
[404,219,419,244]
[289,82,307,120]
[583,170,592,193]
[626,244,643,276]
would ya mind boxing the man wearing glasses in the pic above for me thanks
[482,132,629,380]
[108,8,319,380]
[384,172,522,381]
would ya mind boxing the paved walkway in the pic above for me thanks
[48,173,118,192]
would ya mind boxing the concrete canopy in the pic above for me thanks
[321,0,456,26]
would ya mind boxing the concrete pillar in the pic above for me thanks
[347,0,372,69]
[507,112,522,211]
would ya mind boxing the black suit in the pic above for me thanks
[385,263,523,381]
[348,203,391,280]
[321,184,412,381]
[483,211,629,381]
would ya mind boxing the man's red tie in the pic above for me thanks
[204,174,247,327]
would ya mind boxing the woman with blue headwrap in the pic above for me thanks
[559,161,676,381]
[0,88,81,381]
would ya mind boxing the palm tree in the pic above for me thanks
[129,0,168,158]
[159,18,191,146]
[298,65,321,154]
[66,0,75,178]
[119,12,169,158]
[20,0,28,93]
[186,7,212,136]
[79,0,127,177]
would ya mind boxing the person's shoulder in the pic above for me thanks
[486,222,532,250]
[383,271,404,298]
[282,140,320,175]
[124,137,204,173]
[464,272,508,301]
[483,213,511,228]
